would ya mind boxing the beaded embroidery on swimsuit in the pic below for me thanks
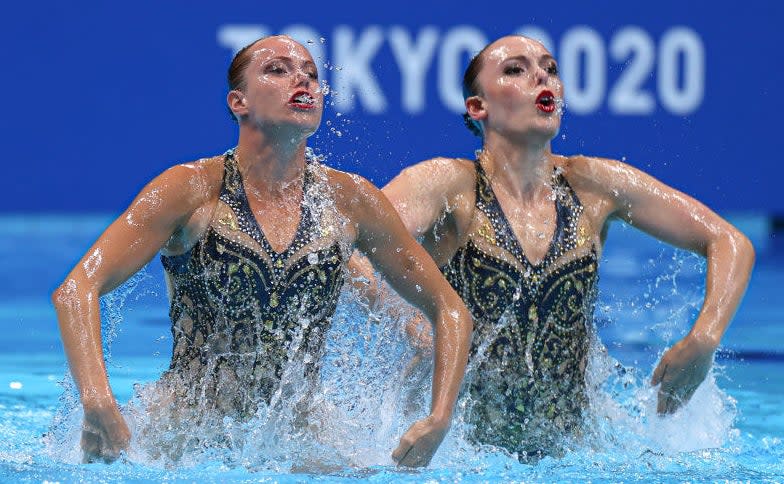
[160,149,348,416]
[442,160,599,459]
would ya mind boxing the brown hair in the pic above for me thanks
[461,43,493,137]
[226,36,269,121]
[462,36,542,137]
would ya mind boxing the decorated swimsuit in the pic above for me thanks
[160,150,349,416]
[442,160,599,459]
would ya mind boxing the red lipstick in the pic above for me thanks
[536,90,555,113]
[289,90,316,109]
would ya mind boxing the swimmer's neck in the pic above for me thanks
[234,128,307,191]
[481,133,555,201]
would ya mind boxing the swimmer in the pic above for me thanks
[52,36,472,467]
[351,35,754,459]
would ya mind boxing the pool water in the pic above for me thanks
[1,215,783,482]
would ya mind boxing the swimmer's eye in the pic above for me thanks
[504,65,525,75]
[547,64,559,75]
[307,70,318,80]
[265,64,288,75]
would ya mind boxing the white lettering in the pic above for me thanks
[560,26,606,114]
[333,26,387,113]
[609,27,655,115]
[388,26,439,114]
[438,26,487,113]
[659,27,705,115]
[216,24,706,116]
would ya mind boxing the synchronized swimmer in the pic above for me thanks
[352,35,754,460]
[53,33,753,467]
[53,35,472,467]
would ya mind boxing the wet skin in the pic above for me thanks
[366,35,754,427]
[54,36,473,467]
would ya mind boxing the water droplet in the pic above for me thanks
[306,39,314,44]
[9,381,22,390]
[307,252,319,265]
[415,284,422,292]
[319,37,326,44]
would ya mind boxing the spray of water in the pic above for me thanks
[42,171,737,476]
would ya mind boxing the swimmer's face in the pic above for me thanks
[229,36,322,137]
[467,36,562,142]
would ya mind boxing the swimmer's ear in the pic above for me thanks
[227,90,248,119]
[465,95,487,123]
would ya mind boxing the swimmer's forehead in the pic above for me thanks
[484,36,554,64]
[248,36,315,65]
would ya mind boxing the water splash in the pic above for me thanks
[41,192,738,477]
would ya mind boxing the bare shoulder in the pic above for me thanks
[150,154,226,254]
[163,155,223,195]
[320,165,381,208]
[392,156,476,196]
[149,155,224,210]
[558,154,635,196]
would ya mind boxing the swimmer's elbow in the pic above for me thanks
[428,293,472,334]
[731,230,756,268]
[51,282,70,308]
[52,280,77,312]
[51,275,97,313]
[709,227,755,270]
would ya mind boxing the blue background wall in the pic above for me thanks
[1,1,781,214]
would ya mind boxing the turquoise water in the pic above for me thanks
[1,215,783,482]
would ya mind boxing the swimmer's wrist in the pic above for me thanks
[427,410,452,429]
[80,388,118,410]
[686,330,721,352]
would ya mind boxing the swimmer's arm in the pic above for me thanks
[347,158,456,299]
[52,165,209,413]
[345,256,434,363]
[342,175,472,466]
[382,157,467,239]
[348,158,467,338]
[588,157,755,411]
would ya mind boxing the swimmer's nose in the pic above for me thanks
[534,66,549,86]
[293,69,313,88]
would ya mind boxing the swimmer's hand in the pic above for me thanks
[391,415,449,467]
[651,333,717,414]
[81,403,131,464]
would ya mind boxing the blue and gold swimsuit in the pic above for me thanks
[159,150,349,417]
[442,160,599,458]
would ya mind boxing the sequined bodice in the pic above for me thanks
[441,161,599,458]
[160,150,348,415]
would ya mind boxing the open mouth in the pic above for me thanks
[536,90,556,113]
[289,91,315,109]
